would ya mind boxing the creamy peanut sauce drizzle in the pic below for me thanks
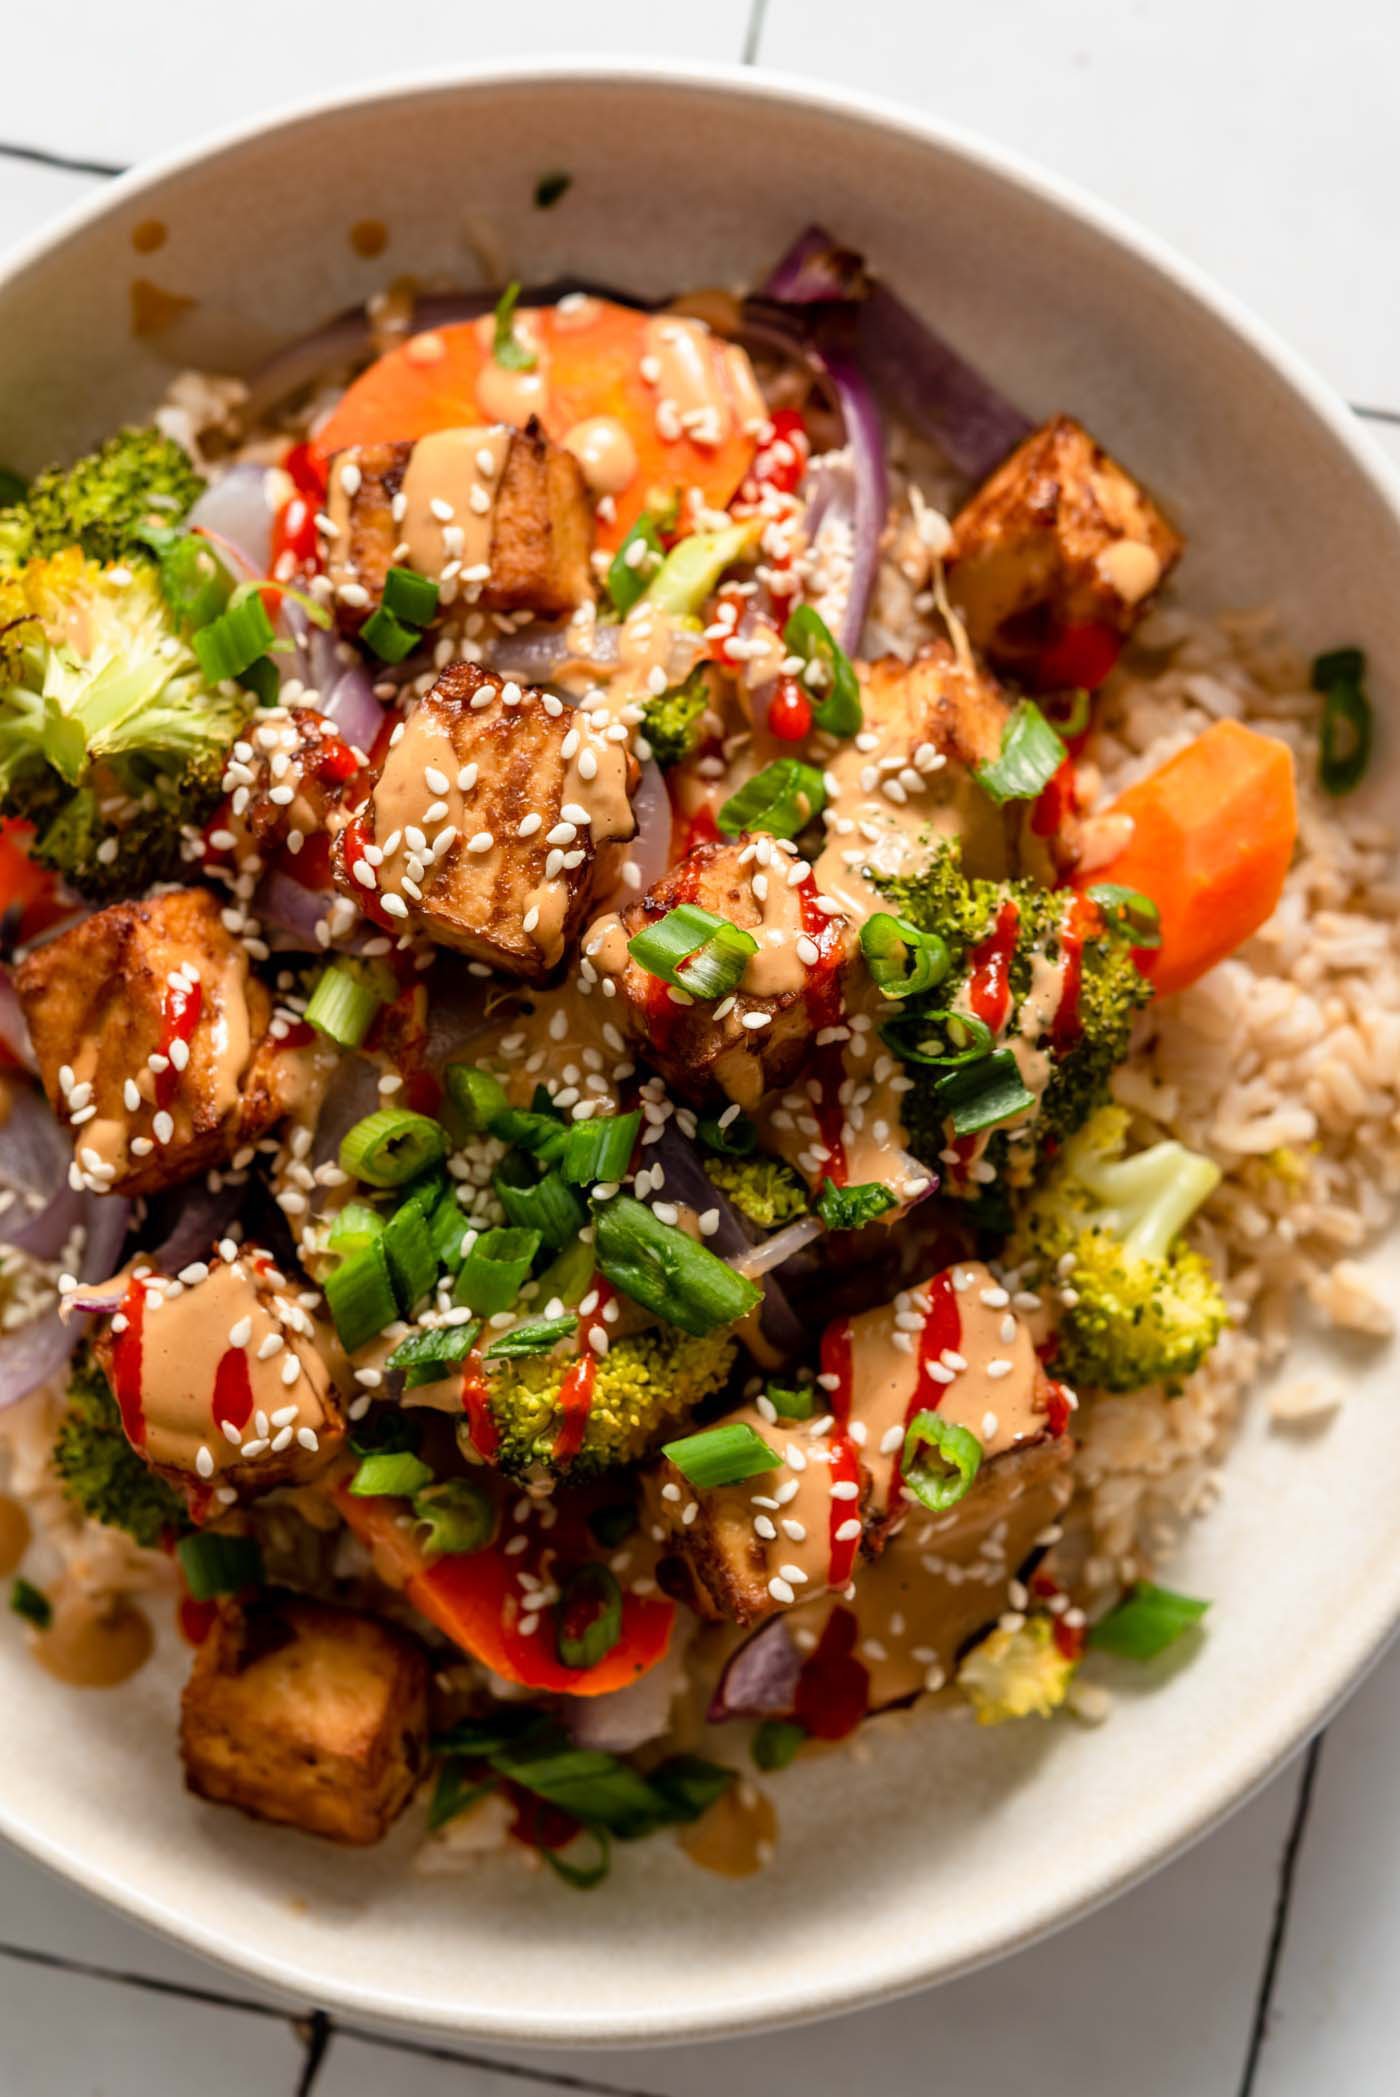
[30,1581,153,1689]
[473,312,549,424]
[561,416,638,496]
[0,1493,30,1577]
[639,317,769,448]
[121,1255,340,1486]
[680,1777,776,1878]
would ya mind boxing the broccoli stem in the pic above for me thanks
[1076,1139,1221,1262]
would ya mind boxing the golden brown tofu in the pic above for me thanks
[195,705,363,878]
[648,1261,1070,1628]
[180,1596,429,1844]
[584,834,851,1112]
[813,640,1079,894]
[91,1246,347,1503]
[947,414,1183,674]
[332,661,637,977]
[321,419,594,635]
[15,888,304,1198]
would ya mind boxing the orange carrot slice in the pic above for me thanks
[335,1480,674,1697]
[313,300,758,551]
[1079,719,1297,995]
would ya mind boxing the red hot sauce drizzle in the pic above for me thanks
[459,1348,500,1462]
[211,1345,254,1437]
[818,1317,860,1589]
[552,1280,615,1467]
[966,899,1020,1034]
[153,978,202,1110]
[796,869,849,1185]
[1050,892,1095,1052]
[110,1274,151,1448]
[889,1269,963,1510]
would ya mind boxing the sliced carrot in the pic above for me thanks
[334,1480,674,1698]
[1078,719,1297,995]
[312,299,757,551]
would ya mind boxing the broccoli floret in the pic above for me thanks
[639,666,711,768]
[704,1155,809,1230]
[51,1346,189,1549]
[0,428,203,573]
[873,842,1152,1175]
[957,1615,1078,1725]
[0,550,248,898]
[480,1325,738,1480]
[1012,1105,1228,1392]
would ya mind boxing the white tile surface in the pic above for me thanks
[0,6,1396,2094]
[757,0,1400,407]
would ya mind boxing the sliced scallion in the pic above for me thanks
[934,1049,1036,1136]
[327,1201,386,1254]
[340,1107,447,1188]
[348,1449,434,1499]
[879,1008,996,1069]
[717,758,827,840]
[766,1382,815,1421]
[627,903,757,1001]
[1088,1581,1209,1660]
[593,1194,761,1336]
[360,605,421,663]
[484,1314,579,1360]
[783,603,862,737]
[444,1062,508,1136]
[975,699,1067,806]
[412,1478,495,1558]
[901,1410,982,1512]
[1086,882,1163,949]
[1312,646,1373,796]
[493,1165,586,1252]
[815,1179,897,1232]
[304,961,383,1048]
[387,1321,481,1388]
[324,1237,398,1352]
[9,1576,51,1630]
[175,1531,263,1600]
[555,1563,624,1670]
[607,512,667,616]
[382,564,440,626]
[697,1108,758,1158]
[560,1111,640,1187]
[662,1420,780,1489]
[453,1226,541,1314]
[193,585,277,684]
[751,1719,806,1771]
[542,1828,612,1890]
[859,912,951,1000]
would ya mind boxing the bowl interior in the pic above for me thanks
[1,64,1398,2047]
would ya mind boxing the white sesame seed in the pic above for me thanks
[152,1110,174,1145]
[767,1575,796,1605]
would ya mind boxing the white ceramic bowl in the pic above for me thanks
[2,60,1398,2050]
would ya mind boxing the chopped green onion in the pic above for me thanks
[934,1048,1036,1137]
[427,1188,471,1272]
[752,1719,805,1771]
[324,1237,398,1352]
[1312,646,1373,796]
[340,1107,447,1188]
[349,1450,434,1499]
[1087,882,1163,949]
[627,903,757,1001]
[193,586,277,684]
[533,169,573,209]
[380,1196,439,1311]
[412,1478,495,1558]
[859,912,952,1000]
[560,1111,640,1187]
[492,281,538,373]
[453,1226,541,1314]
[382,565,440,626]
[901,1410,982,1512]
[766,1382,815,1421]
[9,1576,51,1630]
[534,1237,596,1309]
[975,699,1067,806]
[555,1564,624,1670]
[152,530,232,632]
[360,605,421,663]
[427,1761,496,1833]
[662,1420,779,1489]
[304,962,383,1048]
[1042,687,1091,739]
[493,1108,569,1165]
[643,520,758,618]
[586,1501,637,1550]
[493,1165,586,1252]
[444,1062,508,1136]
[816,1178,897,1231]
[175,1531,263,1600]
[542,1827,612,1890]
[697,1108,758,1157]
[239,654,281,706]
[327,1201,385,1254]
[489,1734,668,1838]
[607,512,667,616]
[431,1712,534,1759]
[717,758,827,840]
[387,1321,480,1387]
[484,1314,579,1360]
[647,1755,735,1823]
[1088,1580,1210,1660]
[783,603,862,736]
[594,1194,761,1336]
[879,1008,996,1068]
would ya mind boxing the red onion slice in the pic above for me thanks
[0,968,36,1075]
[188,462,274,576]
[707,1615,803,1722]
[320,661,384,752]
[0,1185,129,1411]
[726,1212,827,1281]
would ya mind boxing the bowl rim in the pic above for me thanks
[2,53,1399,2051]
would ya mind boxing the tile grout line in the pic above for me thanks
[328,2017,671,2097]
[741,0,770,65]
[0,137,128,178]
[294,2008,332,2095]
[1236,1732,1325,2097]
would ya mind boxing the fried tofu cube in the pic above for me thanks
[332,662,637,976]
[196,704,363,877]
[585,835,851,1112]
[647,1261,1071,1628]
[91,1246,346,1502]
[947,414,1183,673]
[180,1596,429,1844]
[321,419,593,635]
[16,888,304,1198]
